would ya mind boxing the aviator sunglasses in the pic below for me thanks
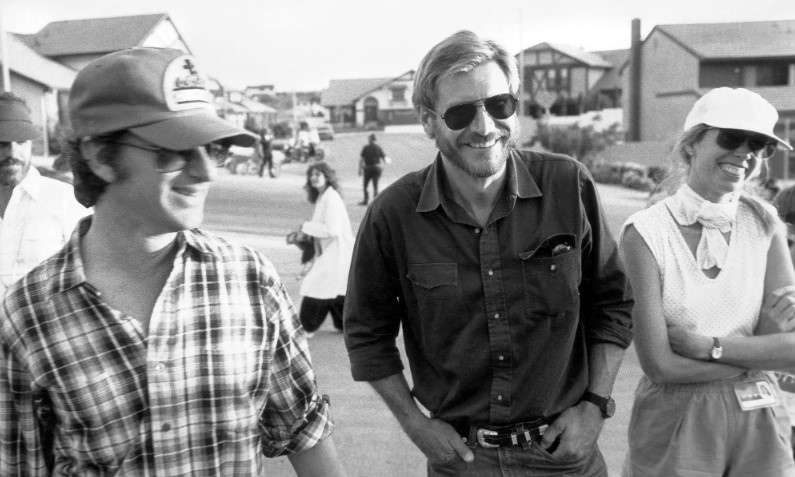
[711,128,777,158]
[430,93,518,130]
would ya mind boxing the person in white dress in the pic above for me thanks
[620,87,795,476]
[295,162,354,335]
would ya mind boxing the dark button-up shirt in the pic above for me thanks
[0,218,333,476]
[344,150,633,427]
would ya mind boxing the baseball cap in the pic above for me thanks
[0,94,37,142]
[69,47,256,149]
[683,87,793,151]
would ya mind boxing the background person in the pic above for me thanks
[293,162,354,337]
[344,30,633,476]
[0,47,345,476]
[0,92,89,295]
[620,87,795,476]
[357,133,386,205]
[258,126,276,178]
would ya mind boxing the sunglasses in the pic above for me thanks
[430,93,518,131]
[113,139,217,173]
[712,128,777,158]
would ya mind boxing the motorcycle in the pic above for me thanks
[282,142,325,163]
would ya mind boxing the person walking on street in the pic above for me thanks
[344,30,634,476]
[620,87,795,476]
[0,47,346,476]
[258,127,276,178]
[294,162,354,337]
[358,133,386,205]
[0,92,89,295]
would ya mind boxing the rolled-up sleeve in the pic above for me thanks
[259,282,334,457]
[578,167,634,349]
[0,308,47,476]
[343,205,405,382]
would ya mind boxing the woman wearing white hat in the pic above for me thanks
[620,87,795,476]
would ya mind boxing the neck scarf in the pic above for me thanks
[666,184,739,270]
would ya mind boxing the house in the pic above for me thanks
[0,33,77,154]
[321,71,416,128]
[622,19,795,176]
[515,43,627,118]
[16,13,192,72]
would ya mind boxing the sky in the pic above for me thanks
[3,0,794,92]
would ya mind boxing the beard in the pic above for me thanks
[0,157,30,187]
[434,127,516,179]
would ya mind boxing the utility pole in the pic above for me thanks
[0,4,10,92]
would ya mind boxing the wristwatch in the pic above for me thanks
[580,391,616,419]
[709,337,723,361]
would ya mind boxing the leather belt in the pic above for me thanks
[451,415,558,449]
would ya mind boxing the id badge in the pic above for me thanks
[733,380,779,411]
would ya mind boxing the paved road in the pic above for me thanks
[201,133,648,476]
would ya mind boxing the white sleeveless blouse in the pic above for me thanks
[622,197,772,337]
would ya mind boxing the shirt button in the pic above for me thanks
[161,423,171,432]
[154,362,166,372]
[474,228,480,234]
[497,394,503,401]
[498,355,505,361]
[488,270,494,276]
[550,264,557,271]
[494,313,500,319]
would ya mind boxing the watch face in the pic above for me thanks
[711,347,723,360]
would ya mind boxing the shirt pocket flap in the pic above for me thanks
[407,263,458,290]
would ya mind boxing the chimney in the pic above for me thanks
[628,18,642,142]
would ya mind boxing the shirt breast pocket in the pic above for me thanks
[407,263,469,360]
[519,234,581,317]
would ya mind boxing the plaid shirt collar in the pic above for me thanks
[56,216,216,294]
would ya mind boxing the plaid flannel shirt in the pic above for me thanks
[0,218,333,476]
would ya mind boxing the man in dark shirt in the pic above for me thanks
[344,30,633,475]
[358,133,386,205]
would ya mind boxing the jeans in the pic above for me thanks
[427,443,607,477]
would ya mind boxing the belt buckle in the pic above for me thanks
[476,428,500,448]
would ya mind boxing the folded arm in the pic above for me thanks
[620,225,746,383]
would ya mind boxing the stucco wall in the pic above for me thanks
[638,31,701,142]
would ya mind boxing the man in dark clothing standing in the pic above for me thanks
[344,30,633,476]
[358,133,385,205]
[258,127,276,178]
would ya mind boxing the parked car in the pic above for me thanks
[317,123,335,141]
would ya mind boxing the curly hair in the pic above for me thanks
[65,132,127,207]
[304,161,340,204]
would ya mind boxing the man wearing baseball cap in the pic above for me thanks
[0,91,88,296]
[0,48,345,476]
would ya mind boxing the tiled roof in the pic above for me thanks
[23,13,168,56]
[4,33,76,90]
[523,43,613,68]
[655,20,795,59]
[590,49,629,92]
[321,77,395,107]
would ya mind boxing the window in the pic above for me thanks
[757,63,789,86]
[699,63,742,88]
[390,87,406,102]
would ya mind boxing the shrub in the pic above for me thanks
[621,170,656,191]
[529,121,623,161]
